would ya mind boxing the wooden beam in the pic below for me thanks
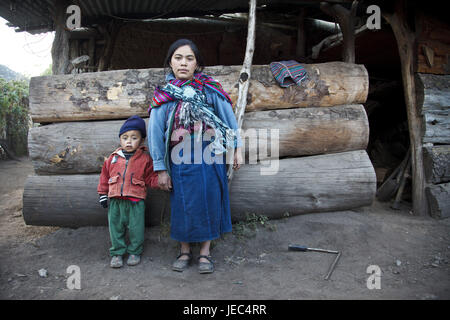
[312,24,367,60]
[88,37,96,68]
[383,0,428,216]
[195,15,297,31]
[97,21,121,71]
[320,0,358,63]
[68,28,99,40]
[51,0,71,75]
[296,8,306,60]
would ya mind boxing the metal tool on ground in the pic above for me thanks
[288,244,341,280]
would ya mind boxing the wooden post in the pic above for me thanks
[320,0,358,63]
[296,8,306,60]
[383,0,428,216]
[227,0,257,183]
[98,21,121,71]
[68,38,79,73]
[88,36,96,68]
[51,0,71,74]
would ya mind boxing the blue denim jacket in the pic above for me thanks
[148,73,243,172]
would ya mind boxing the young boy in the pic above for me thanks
[98,115,158,268]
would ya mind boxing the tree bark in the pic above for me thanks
[28,104,369,174]
[29,62,368,123]
[22,150,376,227]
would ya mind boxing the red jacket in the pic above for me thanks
[98,146,159,199]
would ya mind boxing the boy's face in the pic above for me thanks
[120,130,142,153]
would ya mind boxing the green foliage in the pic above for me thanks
[0,78,30,156]
[41,64,52,76]
[233,213,277,239]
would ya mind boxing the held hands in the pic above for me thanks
[233,147,243,170]
[99,195,108,208]
[158,171,173,192]
[156,149,241,192]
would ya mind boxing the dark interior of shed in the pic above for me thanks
[312,18,411,202]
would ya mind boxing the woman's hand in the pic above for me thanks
[233,147,243,170]
[157,170,172,191]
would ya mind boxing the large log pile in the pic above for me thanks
[416,73,450,218]
[23,62,375,227]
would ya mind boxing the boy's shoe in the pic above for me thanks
[126,254,141,266]
[110,256,123,268]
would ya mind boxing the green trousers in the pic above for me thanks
[108,198,145,257]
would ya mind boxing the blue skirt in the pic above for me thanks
[169,137,232,242]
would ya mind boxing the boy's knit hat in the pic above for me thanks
[119,115,146,139]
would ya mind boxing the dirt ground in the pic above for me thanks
[0,157,449,300]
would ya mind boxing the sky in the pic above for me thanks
[0,17,54,77]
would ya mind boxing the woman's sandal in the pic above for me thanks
[172,251,192,272]
[198,255,214,274]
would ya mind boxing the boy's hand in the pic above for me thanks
[99,195,108,208]
[157,171,172,192]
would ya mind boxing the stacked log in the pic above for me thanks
[28,104,369,174]
[29,62,368,122]
[24,151,375,227]
[417,73,450,218]
[23,62,375,227]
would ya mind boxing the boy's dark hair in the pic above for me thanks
[164,38,204,74]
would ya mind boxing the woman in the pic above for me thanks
[148,39,243,274]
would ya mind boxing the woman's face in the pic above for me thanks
[170,45,197,80]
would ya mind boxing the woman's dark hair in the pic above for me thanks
[164,38,204,74]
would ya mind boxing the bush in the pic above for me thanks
[0,78,30,156]
[233,213,276,239]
